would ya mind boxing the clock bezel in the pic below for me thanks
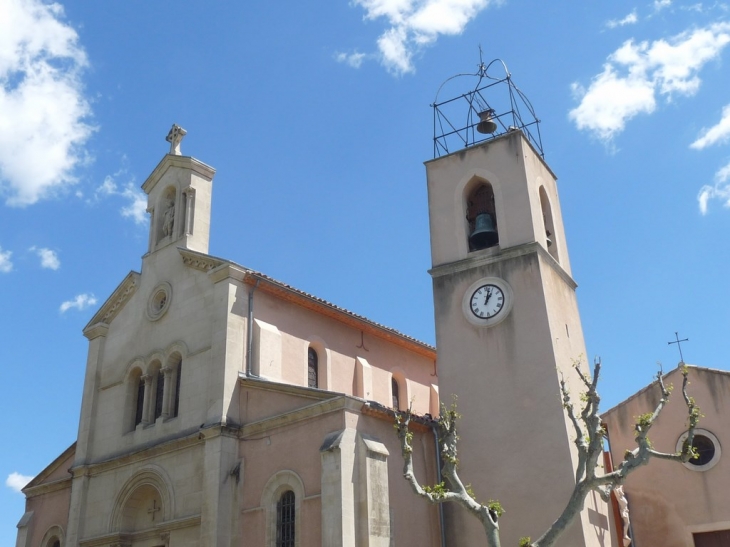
[462,277,513,327]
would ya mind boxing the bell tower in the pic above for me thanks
[142,124,215,257]
[427,65,610,547]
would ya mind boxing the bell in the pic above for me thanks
[476,109,497,134]
[469,213,498,249]
[546,229,553,247]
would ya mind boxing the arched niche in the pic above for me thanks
[464,180,499,251]
[539,186,559,262]
[40,525,64,547]
[110,467,173,533]
[156,186,177,245]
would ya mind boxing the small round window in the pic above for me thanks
[146,282,172,321]
[677,429,721,471]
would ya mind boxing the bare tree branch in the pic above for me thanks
[396,362,701,547]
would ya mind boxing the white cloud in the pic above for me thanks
[570,22,730,142]
[0,0,95,207]
[60,293,97,313]
[29,246,60,270]
[691,104,730,149]
[0,246,12,273]
[654,0,672,11]
[698,161,730,214]
[6,472,33,493]
[606,11,639,29]
[95,173,148,225]
[351,0,492,75]
[336,51,368,68]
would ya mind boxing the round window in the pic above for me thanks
[677,429,721,471]
[146,282,172,321]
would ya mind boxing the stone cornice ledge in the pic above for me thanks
[179,247,226,272]
[241,395,361,438]
[429,242,577,290]
[83,271,140,336]
[23,476,72,498]
[79,515,201,547]
[141,153,216,194]
[208,262,247,284]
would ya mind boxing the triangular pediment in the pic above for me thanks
[141,154,215,195]
[23,442,75,495]
[83,271,140,337]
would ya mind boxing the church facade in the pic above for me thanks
[17,126,622,547]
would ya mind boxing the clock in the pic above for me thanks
[462,277,513,327]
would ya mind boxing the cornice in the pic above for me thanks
[22,442,76,492]
[178,248,225,272]
[79,515,200,547]
[240,393,358,438]
[141,154,216,194]
[429,241,577,290]
[71,429,202,477]
[83,272,140,336]
[23,476,72,498]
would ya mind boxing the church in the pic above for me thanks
[14,115,727,547]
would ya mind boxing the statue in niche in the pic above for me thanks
[162,199,175,237]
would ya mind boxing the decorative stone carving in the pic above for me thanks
[146,282,172,322]
[166,124,187,155]
[162,199,175,238]
[614,485,631,547]
[180,250,224,272]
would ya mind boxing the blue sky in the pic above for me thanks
[1,0,730,543]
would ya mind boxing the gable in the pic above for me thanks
[23,443,75,494]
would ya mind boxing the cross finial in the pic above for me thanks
[668,331,689,364]
[166,124,187,155]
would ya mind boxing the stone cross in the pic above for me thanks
[147,499,161,521]
[166,124,187,155]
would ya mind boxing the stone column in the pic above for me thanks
[141,374,153,426]
[161,366,174,420]
[183,186,195,236]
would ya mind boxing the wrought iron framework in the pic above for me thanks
[432,57,544,158]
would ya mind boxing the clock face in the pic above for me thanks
[470,284,505,319]
[462,277,513,327]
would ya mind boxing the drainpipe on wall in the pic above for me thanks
[245,278,260,377]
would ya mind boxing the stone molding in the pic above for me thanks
[179,248,224,272]
[141,154,215,195]
[78,515,200,547]
[109,465,175,532]
[83,272,140,336]
[428,240,577,289]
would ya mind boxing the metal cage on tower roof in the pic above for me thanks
[431,56,544,159]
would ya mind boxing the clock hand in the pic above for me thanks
[484,287,492,305]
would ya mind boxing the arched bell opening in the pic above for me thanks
[539,186,558,262]
[466,182,499,251]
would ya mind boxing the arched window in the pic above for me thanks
[154,370,165,420]
[466,183,498,251]
[539,186,558,261]
[134,376,145,427]
[173,360,182,418]
[51,541,60,547]
[276,490,295,547]
[392,378,400,410]
[308,347,318,388]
